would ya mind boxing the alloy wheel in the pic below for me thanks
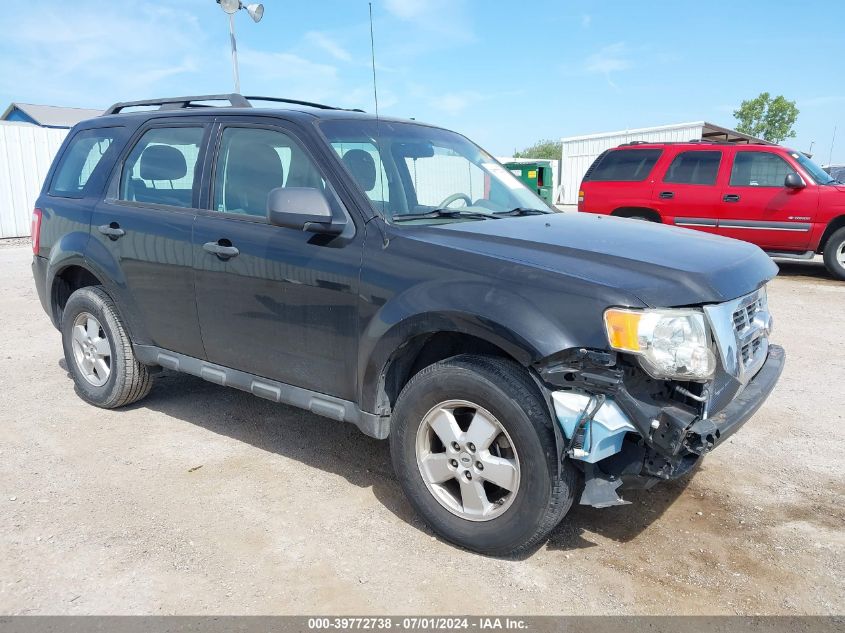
[415,400,520,521]
[70,312,111,387]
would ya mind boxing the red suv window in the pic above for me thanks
[729,151,795,187]
[663,150,722,185]
[583,149,662,182]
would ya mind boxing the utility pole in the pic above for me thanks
[216,0,264,93]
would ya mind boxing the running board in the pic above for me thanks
[765,250,815,260]
[133,345,390,439]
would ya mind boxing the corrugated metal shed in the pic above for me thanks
[559,121,770,205]
[0,122,68,238]
[1,103,103,129]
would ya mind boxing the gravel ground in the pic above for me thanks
[0,245,842,615]
[0,237,31,249]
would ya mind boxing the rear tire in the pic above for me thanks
[822,227,845,281]
[390,354,577,556]
[612,210,659,222]
[61,286,153,408]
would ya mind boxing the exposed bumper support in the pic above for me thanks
[686,344,785,453]
[550,345,785,507]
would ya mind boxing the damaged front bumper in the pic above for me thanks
[547,345,785,507]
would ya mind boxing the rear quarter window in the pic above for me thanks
[583,149,662,182]
[49,128,119,197]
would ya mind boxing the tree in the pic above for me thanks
[733,92,799,143]
[513,139,562,160]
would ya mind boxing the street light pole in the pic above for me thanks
[228,12,240,93]
[216,0,264,94]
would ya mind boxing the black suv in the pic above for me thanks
[31,94,784,555]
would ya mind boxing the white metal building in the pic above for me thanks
[558,121,769,205]
[0,121,68,238]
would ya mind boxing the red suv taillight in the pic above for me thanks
[31,208,42,255]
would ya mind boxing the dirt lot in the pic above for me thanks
[1,242,842,615]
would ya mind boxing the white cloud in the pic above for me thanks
[428,90,485,116]
[799,95,845,108]
[383,0,428,20]
[0,3,206,106]
[584,42,632,75]
[382,0,474,44]
[581,14,592,28]
[305,31,353,63]
[237,48,339,102]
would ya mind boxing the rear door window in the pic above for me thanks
[585,149,662,182]
[119,127,204,208]
[663,150,722,185]
[729,151,796,187]
[49,128,118,197]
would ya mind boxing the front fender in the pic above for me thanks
[358,280,579,413]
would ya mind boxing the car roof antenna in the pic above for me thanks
[369,2,389,246]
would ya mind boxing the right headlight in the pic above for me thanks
[603,307,717,381]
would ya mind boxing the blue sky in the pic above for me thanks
[1,0,843,163]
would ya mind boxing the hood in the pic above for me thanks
[428,213,777,307]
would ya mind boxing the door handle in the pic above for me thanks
[203,241,239,260]
[723,194,741,202]
[658,191,674,199]
[98,223,125,240]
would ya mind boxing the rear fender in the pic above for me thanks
[44,231,92,326]
[80,236,151,344]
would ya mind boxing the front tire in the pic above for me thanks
[61,286,153,408]
[390,355,577,556]
[822,227,845,281]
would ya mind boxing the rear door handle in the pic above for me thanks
[658,191,674,199]
[723,194,741,202]
[98,223,125,240]
[203,241,239,260]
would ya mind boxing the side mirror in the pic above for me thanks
[267,187,345,235]
[784,173,806,189]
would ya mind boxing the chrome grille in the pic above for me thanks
[732,298,763,333]
[704,287,772,384]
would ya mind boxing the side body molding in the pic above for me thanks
[133,345,390,439]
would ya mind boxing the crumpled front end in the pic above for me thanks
[535,286,785,508]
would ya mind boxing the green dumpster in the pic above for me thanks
[503,161,554,205]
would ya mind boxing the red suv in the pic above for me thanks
[578,141,845,279]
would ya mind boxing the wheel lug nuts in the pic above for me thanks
[465,471,472,480]
[476,461,483,470]
[467,443,476,452]
[450,459,458,468]
[451,442,460,451]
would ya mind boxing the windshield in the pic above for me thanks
[790,151,836,185]
[319,119,554,224]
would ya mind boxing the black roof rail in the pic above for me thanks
[103,93,363,116]
[244,96,364,112]
[103,94,250,115]
[618,139,765,147]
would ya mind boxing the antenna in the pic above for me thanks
[368,2,388,227]
[368,2,379,119]
[828,125,837,167]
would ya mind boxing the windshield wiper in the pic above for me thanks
[493,207,552,216]
[392,208,501,222]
